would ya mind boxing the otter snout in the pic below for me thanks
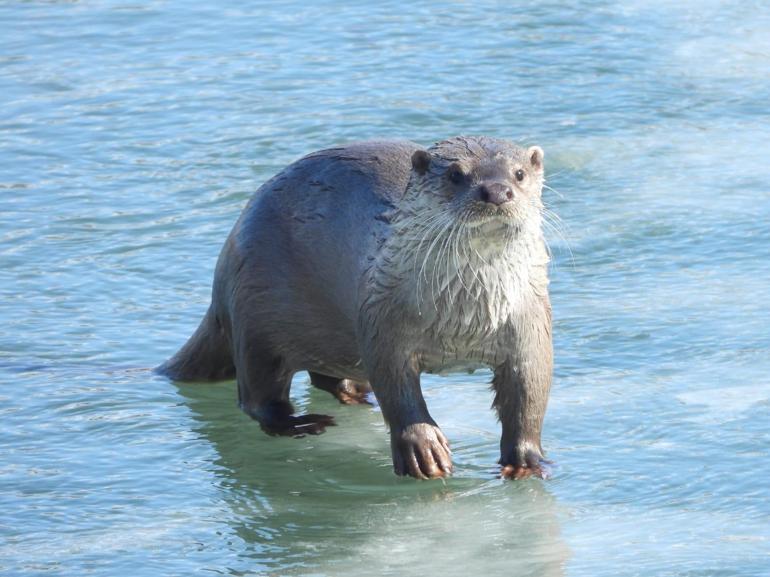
[475,182,514,206]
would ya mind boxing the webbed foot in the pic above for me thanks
[391,423,452,479]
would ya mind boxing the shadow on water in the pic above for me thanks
[174,376,571,577]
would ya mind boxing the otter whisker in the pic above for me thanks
[449,218,470,296]
[541,218,573,269]
[417,212,455,306]
[543,175,567,200]
[544,169,566,178]
[465,231,493,299]
[541,208,574,267]
[459,215,485,295]
[541,204,567,227]
[469,230,490,268]
[440,217,468,306]
[414,212,455,311]
[540,221,555,267]
[432,218,457,309]
[409,213,453,269]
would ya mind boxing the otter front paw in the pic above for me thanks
[391,423,452,479]
[499,444,551,480]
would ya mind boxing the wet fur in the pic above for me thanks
[159,136,553,479]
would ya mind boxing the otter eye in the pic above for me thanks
[515,169,525,182]
[447,165,465,185]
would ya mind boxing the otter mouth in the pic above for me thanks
[463,206,518,228]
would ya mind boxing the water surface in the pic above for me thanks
[1,1,769,575]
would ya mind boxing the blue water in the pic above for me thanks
[2,1,769,575]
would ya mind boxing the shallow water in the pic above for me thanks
[2,1,769,575]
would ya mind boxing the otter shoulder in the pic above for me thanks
[294,140,423,203]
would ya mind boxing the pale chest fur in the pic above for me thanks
[369,219,550,373]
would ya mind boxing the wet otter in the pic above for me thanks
[159,136,553,480]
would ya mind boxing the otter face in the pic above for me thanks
[410,137,544,232]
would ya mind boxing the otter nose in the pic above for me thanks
[477,183,514,206]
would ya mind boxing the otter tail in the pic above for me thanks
[157,307,235,382]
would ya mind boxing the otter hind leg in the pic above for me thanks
[157,308,235,382]
[234,333,335,437]
[309,372,373,405]
[254,399,336,437]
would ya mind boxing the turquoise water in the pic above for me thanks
[2,1,769,575]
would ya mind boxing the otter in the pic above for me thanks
[159,136,553,480]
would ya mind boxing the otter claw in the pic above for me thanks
[500,457,552,480]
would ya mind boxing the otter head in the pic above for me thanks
[408,136,545,238]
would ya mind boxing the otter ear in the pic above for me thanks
[527,146,544,172]
[411,150,432,175]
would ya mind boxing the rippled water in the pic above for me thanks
[2,1,769,575]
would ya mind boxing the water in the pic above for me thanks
[1,1,769,575]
